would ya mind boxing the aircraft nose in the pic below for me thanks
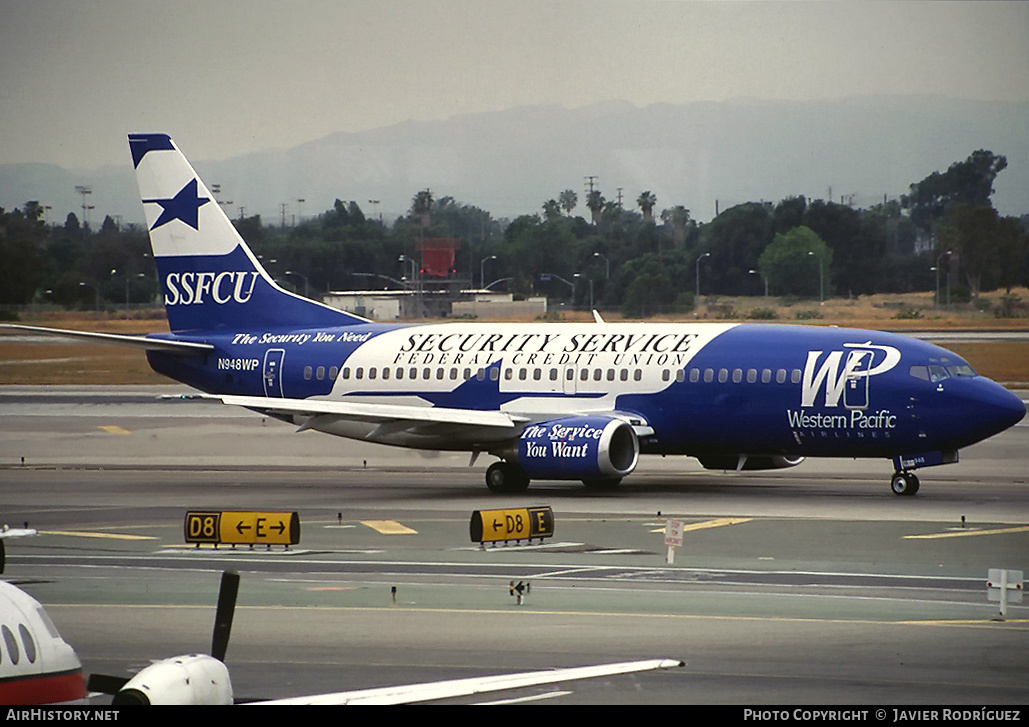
[977,381,1026,435]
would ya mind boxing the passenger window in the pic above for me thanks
[410,368,418,379]
[549,369,558,381]
[776,369,787,384]
[533,368,542,381]
[317,366,325,380]
[689,368,700,383]
[676,369,686,383]
[762,369,772,383]
[718,369,728,383]
[303,366,312,380]
[661,370,670,382]
[633,369,642,381]
[732,368,743,383]
[450,368,459,380]
[329,366,338,380]
[355,367,364,379]
[381,368,390,380]
[791,369,802,384]
[368,368,377,380]
[437,368,445,380]
[341,368,351,380]
[519,368,528,381]
[489,368,499,381]
[704,368,714,383]
[747,369,757,383]
[504,368,513,380]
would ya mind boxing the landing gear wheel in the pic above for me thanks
[890,471,920,496]
[485,461,530,494]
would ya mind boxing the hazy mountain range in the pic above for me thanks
[3,95,1026,228]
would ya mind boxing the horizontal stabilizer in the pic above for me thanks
[0,324,213,354]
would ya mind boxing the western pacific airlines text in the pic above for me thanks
[786,408,897,430]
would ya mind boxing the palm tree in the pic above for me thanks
[542,199,562,221]
[412,189,433,229]
[586,190,605,226]
[637,191,657,223]
[559,189,578,216]
[661,205,691,247]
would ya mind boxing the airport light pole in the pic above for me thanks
[480,255,497,289]
[593,251,609,279]
[935,250,952,309]
[695,252,710,302]
[539,273,576,307]
[285,270,309,297]
[575,273,594,310]
[807,251,824,303]
[748,269,769,297]
[79,281,99,311]
[399,254,420,317]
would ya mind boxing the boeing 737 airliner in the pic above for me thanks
[6,134,1025,495]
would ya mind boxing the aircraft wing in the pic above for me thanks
[209,393,529,430]
[0,324,213,354]
[252,658,685,705]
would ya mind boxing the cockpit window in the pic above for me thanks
[19,624,36,663]
[947,364,976,377]
[2,625,19,665]
[916,357,978,383]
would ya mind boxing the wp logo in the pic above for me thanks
[800,342,900,408]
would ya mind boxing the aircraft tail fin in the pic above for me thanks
[129,134,368,333]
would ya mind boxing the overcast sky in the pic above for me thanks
[2,0,1027,170]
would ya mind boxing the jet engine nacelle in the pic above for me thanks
[697,454,805,471]
[515,416,639,481]
[112,654,232,705]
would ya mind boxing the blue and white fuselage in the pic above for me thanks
[9,134,1023,495]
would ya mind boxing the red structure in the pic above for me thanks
[419,238,460,278]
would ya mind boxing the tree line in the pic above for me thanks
[2,150,1026,317]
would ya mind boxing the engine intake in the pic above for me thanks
[515,416,639,481]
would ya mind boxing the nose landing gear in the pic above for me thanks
[890,471,920,496]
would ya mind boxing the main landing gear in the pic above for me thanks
[890,471,920,496]
[485,461,530,494]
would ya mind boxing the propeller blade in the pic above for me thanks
[211,570,239,662]
[87,672,129,695]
